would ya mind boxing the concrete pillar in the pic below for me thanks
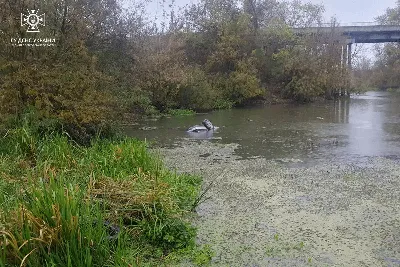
[347,43,352,70]
[339,45,344,97]
[340,45,344,69]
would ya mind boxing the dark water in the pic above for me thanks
[125,91,400,165]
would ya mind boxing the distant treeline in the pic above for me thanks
[352,1,400,92]
[0,0,357,142]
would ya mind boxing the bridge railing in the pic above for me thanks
[318,22,380,27]
[295,22,400,28]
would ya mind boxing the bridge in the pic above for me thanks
[292,23,400,67]
[293,23,400,44]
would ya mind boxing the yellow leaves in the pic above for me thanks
[17,160,32,170]
[43,165,57,182]
[228,69,263,100]
[89,173,176,223]
[0,40,115,143]
[1,205,63,265]
[272,49,290,61]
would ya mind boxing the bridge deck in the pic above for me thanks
[293,25,400,43]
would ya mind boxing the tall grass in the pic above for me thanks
[0,115,204,266]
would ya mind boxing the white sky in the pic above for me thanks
[137,0,398,23]
[305,0,397,23]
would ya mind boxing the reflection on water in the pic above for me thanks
[186,129,219,139]
[125,92,400,164]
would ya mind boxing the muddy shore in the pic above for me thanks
[157,140,400,266]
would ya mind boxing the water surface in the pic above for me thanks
[126,91,400,266]
[125,91,400,165]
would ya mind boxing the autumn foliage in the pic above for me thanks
[0,0,351,141]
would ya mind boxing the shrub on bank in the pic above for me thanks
[387,87,400,93]
[0,43,118,146]
[166,109,196,116]
[0,116,204,266]
[178,67,217,112]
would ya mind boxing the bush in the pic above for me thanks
[120,88,158,115]
[283,74,324,102]
[178,67,216,111]
[213,98,234,110]
[227,70,263,105]
[0,43,116,145]
[209,58,264,107]
[166,109,196,116]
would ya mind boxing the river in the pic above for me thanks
[126,91,400,266]
[126,91,400,165]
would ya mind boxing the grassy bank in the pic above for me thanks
[387,87,400,93]
[0,117,211,266]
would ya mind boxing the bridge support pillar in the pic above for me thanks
[347,43,352,69]
[346,39,355,96]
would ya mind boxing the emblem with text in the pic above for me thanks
[11,9,56,47]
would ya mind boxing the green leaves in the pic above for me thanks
[0,124,203,265]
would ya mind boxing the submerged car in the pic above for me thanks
[187,119,218,133]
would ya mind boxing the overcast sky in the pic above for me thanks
[305,0,397,23]
[141,0,398,23]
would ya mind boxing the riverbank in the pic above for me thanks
[122,92,351,128]
[159,140,400,266]
[0,121,210,266]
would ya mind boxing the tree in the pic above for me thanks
[371,1,400,89]
[0,0,131,143]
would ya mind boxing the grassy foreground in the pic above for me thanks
[0,117,212,266]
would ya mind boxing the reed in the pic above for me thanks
[0,115,205,266]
